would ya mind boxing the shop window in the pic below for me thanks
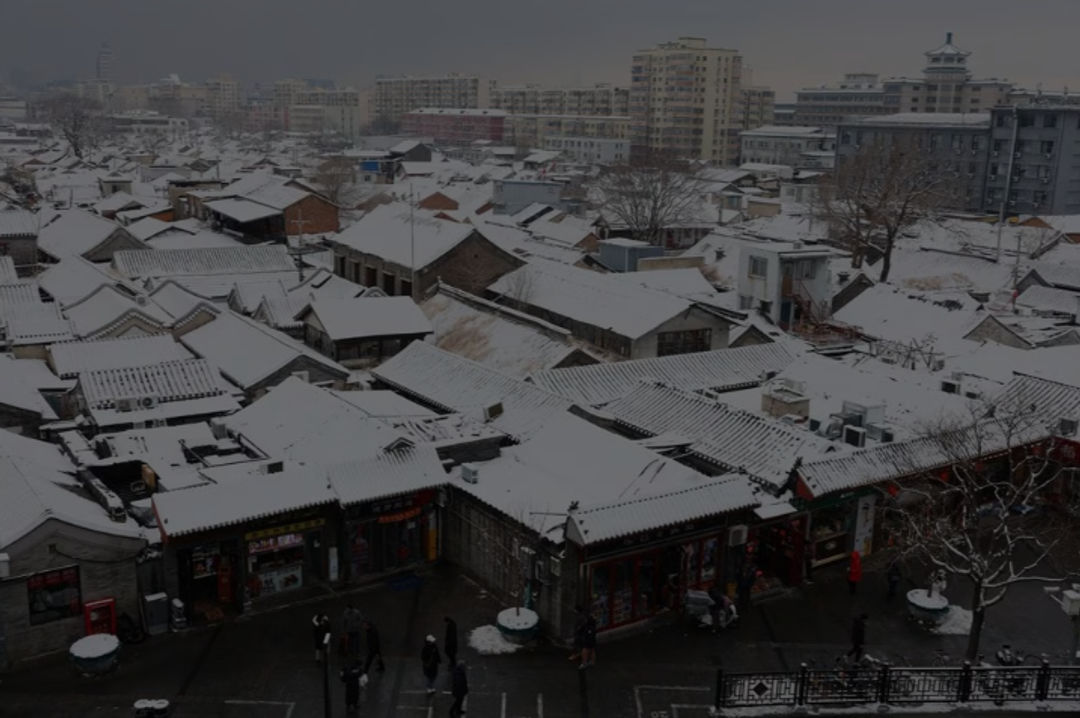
[27,566,81,625]
[612,560,634,626]
[700,537,720,584]
[247,532,305,597]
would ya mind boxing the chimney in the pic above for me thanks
[946,32,953,44]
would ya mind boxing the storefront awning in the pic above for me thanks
[753,501,797,520]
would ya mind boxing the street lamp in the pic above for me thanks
[323,632,332,718]
[1044,585,1080,664]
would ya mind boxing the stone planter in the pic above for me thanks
[70,633,120,676]
[496,607,539,644]
[906,588,950,626]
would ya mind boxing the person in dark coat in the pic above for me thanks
[343,603,363,658]
[449,660,469,717]
[847,551,863,595]
[444,616,459,666]
[421,634,441,694]
[363,620,385,674]
[580,612,597,668]
[847,613,868,661]
[339,661,365,712]
[886,559,902,601]
[312,612,331,663]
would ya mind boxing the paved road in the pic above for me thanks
[2,563,1076,717]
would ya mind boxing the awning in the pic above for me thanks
[753,501,797,520]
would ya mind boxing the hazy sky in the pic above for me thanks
[3,0,1079,100]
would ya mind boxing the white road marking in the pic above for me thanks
[223,699,296,718]
[634,685,712,718]
[672,703,713,717]
[501,691,507,718]
[537,692,544,718]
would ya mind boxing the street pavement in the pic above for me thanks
[1,560,1077,717]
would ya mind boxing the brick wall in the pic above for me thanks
[0,520,144,665]
[284,194,339,236]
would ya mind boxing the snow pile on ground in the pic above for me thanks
[931,605,973,635]
[69,633,119,659]
[497,606,538,630]
[468,625,522,655]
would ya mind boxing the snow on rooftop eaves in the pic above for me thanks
[62,284,172,338]
[567,475,759,546]
[0,357,63,419]
[152,464,335,539]
[0,209,39,238]
[295,296,432,342]
[332,203,475,269]
[79,358,229,410]
[112,245,296,279]
[993,373,1080,423]
[49,335,193,379]
[529,341,797,406]
[372,341,571,441]
[328,444,446,506]
[5,303,74,345]
[204,198,282,224]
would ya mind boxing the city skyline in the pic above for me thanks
[2,0,1079,99]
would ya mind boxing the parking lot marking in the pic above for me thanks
[634,685,712,718]
[501,691,507,718]
[223,699,296,718]
[537,692,544,718]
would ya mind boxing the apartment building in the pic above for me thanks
[629,37,748,164]
[543,136,629,164]
[402,108,507,144]
[835,112,991,212]
[985,105,1080,215]
[739,125,835,167]
[738,86,776,132]
[205,75,240,119]
[491,83,630,116]
[374,74,493,125]
[505,114,631,149]
[794,34,1011,128]
[294,88,370,139]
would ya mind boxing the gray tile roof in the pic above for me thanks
[112,246,296,278]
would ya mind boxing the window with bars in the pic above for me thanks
[657,329,712,356]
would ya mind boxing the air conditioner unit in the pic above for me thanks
[138,396,158,410]
[941,379,961,394]
[880,428,895,443]
[461,463,479,484]
[844,425,867,448]
[116,397,135,412]
[728,524,749,547]
[483,402,504,422]
[1059,417,1079,437]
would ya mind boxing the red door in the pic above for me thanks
[83,598,116,635]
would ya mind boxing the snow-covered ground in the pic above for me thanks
[931,605,973,635]
[467,625,522,655]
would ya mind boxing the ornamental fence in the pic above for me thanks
[717,661,1080,710]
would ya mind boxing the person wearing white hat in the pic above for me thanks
[421,634,442,694]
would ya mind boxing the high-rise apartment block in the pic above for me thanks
[374,74,492,125]
[491,83,629,116]
[985,105,1080,215]
[205,75,240,119]
[793,34,1012,127]
[739,86,776,132]
[629,37,751,164]
[270,80,371,139]
[95,42,113,82]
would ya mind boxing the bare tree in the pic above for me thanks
[312,157,355,205]
[590,152,705,247]
[888,402,1066,659]
[814,137,959,283]
[40,94,103,161]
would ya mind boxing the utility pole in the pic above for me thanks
[288,208,316,284]
[322,632,332,718]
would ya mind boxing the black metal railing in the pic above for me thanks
[717,661,1080,710]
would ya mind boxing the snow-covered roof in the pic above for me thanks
[332,203,475,269]
[600,381,827,488]
[843,112,989,128]
[49,335,194,379]
[372,341,571,440]
[529,341,797,405]
[146,229,243,251]
[113,245,296,278]
[205,198,282,224]
[93,191,144,214]
[153,465,335,539]
[328,389,435,417]
[126,217,184,242]
[62,285,172,338]
[79,358,230,409]
[297,296,432,341]
[0,257,16,284]
[37,256,138,306]
[832,284,978,347]
[994,373,1080,423]
[0,209,39,238]
[179,311,349,390]
[1028,262,1080,292]
[487,259,706,340]
[1015,285,1080,316]
[0,356,63,419]
[36,209,142,259]
[0,429,145,548]
[568,476,759,546]
[328,444,446,506]
[6,303,75,345]
[148,281,218,321]
[420,285,587,377]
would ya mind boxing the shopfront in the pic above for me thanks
[806,489,879,570]
[583,526,729,632]
[176,539,242,620]
[733,514,808,597]
[342,490,439,582]
[244,518,326,600]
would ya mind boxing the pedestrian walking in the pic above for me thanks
[886,558,902,601]
[339,661,366,712]
[449,660,469,717]
[737,564,758,612]
[847,613,868,661]
[312,612,331,663]
[580,610,597,668]
[444,616,459,666]
[421,634,441,694]
[363,620,386,674]
[847,551,863,595]
[707,583,725,633]
[343,603,364,658]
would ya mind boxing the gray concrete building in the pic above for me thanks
[739,125,835,167]
[835,112,991,212]
[986,105,1080,216]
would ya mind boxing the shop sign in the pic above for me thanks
[363,490,436,518]
[377,506,422,524]
[248,532,304,555]
[244,518,325,542]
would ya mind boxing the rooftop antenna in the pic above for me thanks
[287,207,318,284]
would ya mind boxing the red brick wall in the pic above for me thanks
[285,194,339,236]
[418,192,459,211]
